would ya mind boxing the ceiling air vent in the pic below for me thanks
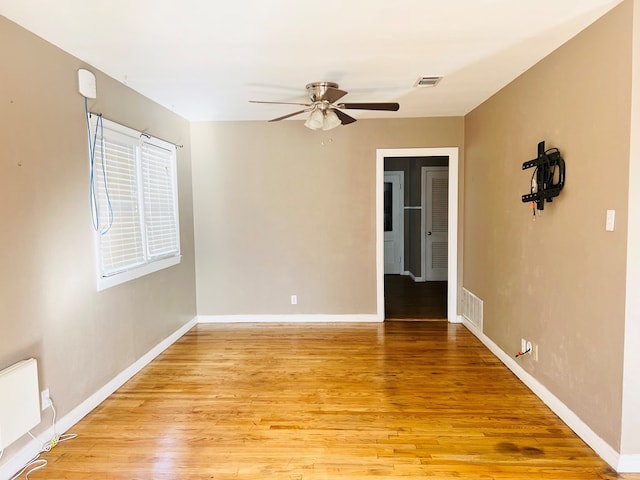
[414,76,442,88]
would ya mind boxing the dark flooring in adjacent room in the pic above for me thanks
[384,274,447,320]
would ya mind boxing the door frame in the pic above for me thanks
[422,166,449,282]
[383,170,405,274]
[376,148,459,323]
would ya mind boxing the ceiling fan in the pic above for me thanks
[249,82,400,131]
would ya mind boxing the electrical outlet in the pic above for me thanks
[41,388,52,411]
[526,341,532,354]
[290,295,298,305]
[532,343,539,361]
[521,338,527,353]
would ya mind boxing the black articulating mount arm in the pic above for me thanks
[521,141,565,211]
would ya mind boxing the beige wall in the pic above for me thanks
[0,16,196,459]
[4,0,635,467]
[191,118,463,315]
[464,2,632,448]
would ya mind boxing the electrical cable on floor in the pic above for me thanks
[9,454,46,480]
[10,399,77,479]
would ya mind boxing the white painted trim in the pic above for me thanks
[376,148,459,323]
[2,313,630,475]
[97,255,181,291]
[461,318,622,472]
[0,317,197,480]
[403,270,425,282]
[0,438,41,480]
[620,0,640,467]
[198,314,383,323]
[618,455,640,473]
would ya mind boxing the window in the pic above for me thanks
[91,117,180,290]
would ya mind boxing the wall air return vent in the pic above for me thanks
[461,288,483,332]
[414,76,442,88]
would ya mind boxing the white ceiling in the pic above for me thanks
[0,0,623,122]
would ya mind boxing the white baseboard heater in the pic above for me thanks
[0,358,41,449]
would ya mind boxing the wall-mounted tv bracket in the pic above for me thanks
[521,141,565,212]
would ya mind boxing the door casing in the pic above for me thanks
[376,148,459,323]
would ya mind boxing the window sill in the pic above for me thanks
[97,255,181,291]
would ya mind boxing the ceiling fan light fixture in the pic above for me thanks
[322,109,341,131]
[254,82,399,128]
[304,108,324,130]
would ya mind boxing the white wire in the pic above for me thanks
[9,456,46,480]
[85,97,113,235]
[9,454,40,480]
[9,398,77,479]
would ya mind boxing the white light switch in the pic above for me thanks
[606,210,616,232]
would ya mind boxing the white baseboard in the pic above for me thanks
[198,314,383,323]
[460,318,624,472]
[0,438,40,480]
[402,271,425,282]
[0,317,197,480]
[618,454,640,473]
[4,315,635,476]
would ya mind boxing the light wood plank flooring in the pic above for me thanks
[35,322,637,479]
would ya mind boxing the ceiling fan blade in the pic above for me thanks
[333,109,357,125]
[323,87,348,103]
[269,109,309,122]
[249,100,311,107]
[339,102,400,111]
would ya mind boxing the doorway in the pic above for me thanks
[376,148,459,323]
[383,162,448,319]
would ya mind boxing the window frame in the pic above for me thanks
[91,117,181,291]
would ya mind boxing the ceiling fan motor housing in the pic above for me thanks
[306,82,339,102]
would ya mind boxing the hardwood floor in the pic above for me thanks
[385,274,447,319]
[34,322,637,479]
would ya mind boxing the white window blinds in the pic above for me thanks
[91,117,180,288]
[141,141,179,259]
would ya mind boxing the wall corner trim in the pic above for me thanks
[197,314,383,324]
[461,318,624,472]
[618,454,640,473]
[0,317,198,480]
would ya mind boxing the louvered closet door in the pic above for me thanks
[425,170,448,281]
